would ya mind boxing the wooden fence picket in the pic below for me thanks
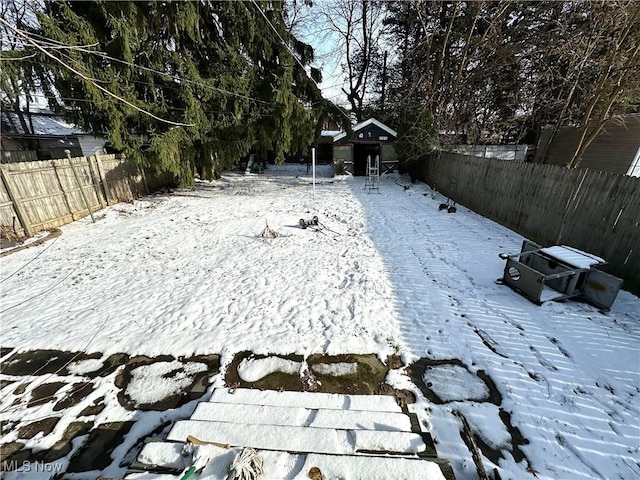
[0,154,174,242]
[418,152,640,295]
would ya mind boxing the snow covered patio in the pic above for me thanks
[1,164,639,479]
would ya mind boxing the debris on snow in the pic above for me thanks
[257,220,280,239]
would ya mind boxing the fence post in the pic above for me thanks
[51,159,75,220]
[94,152,111,205]
[87,155,106,209]
[0,166,33,237]
[66,150,95,223]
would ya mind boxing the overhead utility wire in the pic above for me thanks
[0,52,36,61]
[2,29,99,50]
[10,55,268,108]
[0,18,195,128]
[250,0,312,81]
[249,0,352,121]
[75,47,272,105]
[4,28,274,106]
[16,91,277,119]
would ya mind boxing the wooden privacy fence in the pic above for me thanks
[0,153,175,238]
[2,150,38,163]
[416,151,640,296]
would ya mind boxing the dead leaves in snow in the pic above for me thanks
[257,220,280,239]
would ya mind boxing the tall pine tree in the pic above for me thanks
[2,0,336,183]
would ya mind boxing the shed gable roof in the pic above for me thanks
[334,118,397,142]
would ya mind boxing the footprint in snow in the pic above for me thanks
[529,346,558,371]
[547,336,572,359]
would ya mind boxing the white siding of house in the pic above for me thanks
[78,136,107,156]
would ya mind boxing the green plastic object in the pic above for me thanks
[180,466,196,480]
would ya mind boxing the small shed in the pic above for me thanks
[333,118,398,176]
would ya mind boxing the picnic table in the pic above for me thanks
[498,241,623,311]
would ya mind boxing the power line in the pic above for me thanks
[4,11,352,124]
[250,0,316,86]
[249,0,352,121]
[5,23,281,107]
[13,92,277,118]
[11,54,269,107]
[0,18,195,128]
[75,47,272,106]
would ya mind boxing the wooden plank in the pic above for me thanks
[191,402,413,432]
[167,420,426,456]
[132,443,446,480]
[0,166,33,236]
[300,452,446,480]
[209,388,402,412]
[0,174,25,237]
[101,156,137,204]
[51,160,74,221]
[67,153,95,222]
[87,155,106,209]
[94,153,112,205]
[168,419,352,455]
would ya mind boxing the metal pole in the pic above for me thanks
[66,150,95,223]
[312,147,316,202]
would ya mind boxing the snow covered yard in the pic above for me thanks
[1,163,639,479]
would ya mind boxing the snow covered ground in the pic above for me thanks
[1,164,639,479]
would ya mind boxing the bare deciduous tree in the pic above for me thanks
[313,0,384,121]
[565,2,640,168]
[381,0,639,160]
[1,0,44,138]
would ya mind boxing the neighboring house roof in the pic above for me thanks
[1,111,83,136]
[334,118,397,142]
[320,130,342,137]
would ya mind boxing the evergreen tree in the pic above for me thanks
[394,105,438,177]
[1,0,335,183]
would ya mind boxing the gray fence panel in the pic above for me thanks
[417,152,640,295]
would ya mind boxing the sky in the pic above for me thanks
[290,0,356,108]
